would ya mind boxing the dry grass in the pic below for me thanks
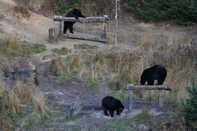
[9,5,31,19]
[52,21,196,102]
[0,74,51,130]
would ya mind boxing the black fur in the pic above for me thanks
[140,65,167,85]
[63,8,85,34]
[102,96,124,117]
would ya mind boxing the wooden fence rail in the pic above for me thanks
[52,15,109,43]
[126,84,171,111]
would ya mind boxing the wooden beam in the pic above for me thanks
[53,16,109,23]
[127,84,171,90]
[66,34,108,43]
[127,83,171,110]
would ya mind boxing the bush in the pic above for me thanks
[123,0,197,25]
[42,0,82,14]
[183,75,197,130]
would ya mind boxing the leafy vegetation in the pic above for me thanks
[124,0,197,25]
[51,47,71,55]
[38,0,82,14]
[183,75,197,130]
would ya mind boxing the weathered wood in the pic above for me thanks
[53,15,109,41]
[61,96,84,118]
[53,16,109,23]
[59,21,64,34]
[158,90,164,108]
[127,84,171,110]
[66,34,108,43]
[127,84,171,90]
[101,22,107,39]
[128,91,133,111]
[49,28,58,43]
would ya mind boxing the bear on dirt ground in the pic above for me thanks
[102,96,124,117]
[140,65,167,85]
[63,8,85,34]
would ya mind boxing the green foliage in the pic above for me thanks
[95,0,107,13]
[51,47,71,55]
[52,0,82,13]
[102,118,133,131]
[65,113,77,121]
[85,78,98,88]
[14,0,30,6]
[123,0,197,25]
[183,75,197,130]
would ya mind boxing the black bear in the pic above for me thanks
[102,96,124,117]
[63,8,85,34]
[140,65,167,85]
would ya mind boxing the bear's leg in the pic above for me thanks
[147,79,154,85]
[116,110,120,115]
[109,109,114,117]
[63,22,68,34]
[158,78,165,85]
[68,22,75,33]
[103,109,109,116]
[68,26,73,33]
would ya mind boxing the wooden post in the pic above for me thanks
[128,91,133,111]
[158,90,164,109]
[59,20,64,34]
[127,84,134,111]
[101,22,106,39]
[49,28,58,43]
[126,84,171,110]
[115,0,118,45]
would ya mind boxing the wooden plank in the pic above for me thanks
[127,84,171,90]
[66,34,108,43]
[53,16,110,23]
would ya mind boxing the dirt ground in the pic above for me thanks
[0,0,193,130]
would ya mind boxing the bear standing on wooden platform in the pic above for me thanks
[102,96,124,117]
[140,65,167,85]
[63,8,85,34]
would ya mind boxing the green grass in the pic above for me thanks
[74,44,99,50]
[51,47,71,55]
[0,38,46,57]
[84,78,98,88]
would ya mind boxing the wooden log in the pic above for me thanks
[61,96,84,118]
[53,16,110,23]
[127,84,171,90]
[101,22,107,39]
[66,34,108,43]
[49,28,58,43]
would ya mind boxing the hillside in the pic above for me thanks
[0,0,197,130]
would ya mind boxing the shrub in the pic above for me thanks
[183,75,197,130]
[123,0,197,25]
